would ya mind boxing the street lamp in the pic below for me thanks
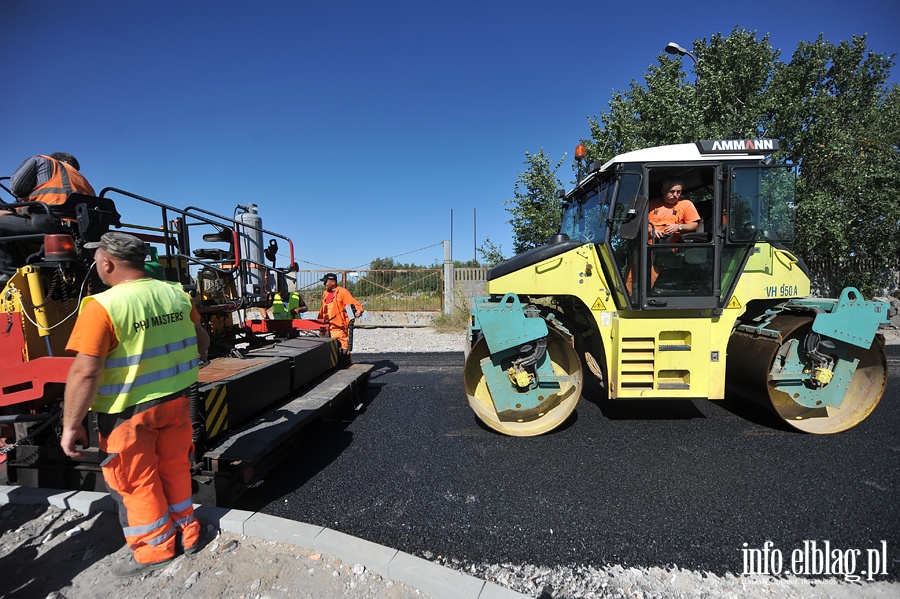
[664,41,698,71]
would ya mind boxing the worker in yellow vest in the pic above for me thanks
[270,290,307,320]
[60,232,210,577]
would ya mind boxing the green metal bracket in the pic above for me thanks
[480,354,576,419]
[768,338,859,409]
[470,293,548,355]
[808,287,888,349]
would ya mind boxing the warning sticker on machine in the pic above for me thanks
[600,312,611,326]
[592,297,606,310]
[727,296,742,309]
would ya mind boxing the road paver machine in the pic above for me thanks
[0,182,369,505]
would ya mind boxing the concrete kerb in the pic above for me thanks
[0,485,528,599]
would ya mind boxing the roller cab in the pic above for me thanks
[464,139,888,435]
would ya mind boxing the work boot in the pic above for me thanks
[111,555,174,578]
[178,527,211,556]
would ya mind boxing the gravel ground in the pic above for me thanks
[351,327,467,353]
[4,326,898,599]
[0,503,423,599]
[450,561,898,599]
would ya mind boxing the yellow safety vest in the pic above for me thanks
[83,279,199,414]
[272,293,291,320]
[272,292,304,320]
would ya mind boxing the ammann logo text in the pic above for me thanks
[741,540,889,582]
[711,139,775,151]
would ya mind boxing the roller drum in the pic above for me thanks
[464,327,583,436]
[726,314,887,433]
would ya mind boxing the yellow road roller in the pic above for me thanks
[464,139,888,435]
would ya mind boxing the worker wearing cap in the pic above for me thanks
[60,232,211,577]
[317,273,364,354]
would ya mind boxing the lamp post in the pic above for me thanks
[664,41,698,76]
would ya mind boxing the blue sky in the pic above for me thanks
[2,1,897,271]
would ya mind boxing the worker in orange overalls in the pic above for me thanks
[0,153,96,283]
[317,273,364,357]
[60,232,210,577]
[624,178,701,292]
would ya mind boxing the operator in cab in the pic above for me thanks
[0,153,96,283]
[625,178,701,292]
[648,178,701,241]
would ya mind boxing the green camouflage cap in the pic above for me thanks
[84,232,148,263]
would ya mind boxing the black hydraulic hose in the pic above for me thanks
[188,383,205,466]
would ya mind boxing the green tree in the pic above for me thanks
[452,259,481,268]
[583,27,778,165]
[693,29,779,139]
[359,256,438,296]
[506,149,566,255]
[769,35,900,294]
[477,237,506,266]
[367,257,400,288]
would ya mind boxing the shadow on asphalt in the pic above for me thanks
[705,394,797,432]
[358,358,399,382]
[577,366,805,432]
[468,407,580,436]
[580,375,708,421]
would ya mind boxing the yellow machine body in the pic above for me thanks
[482,238,813,401]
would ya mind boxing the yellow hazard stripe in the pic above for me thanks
[330,341,339,366]
[205,386,229,437]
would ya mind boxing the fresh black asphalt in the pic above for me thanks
[238,348,900,580]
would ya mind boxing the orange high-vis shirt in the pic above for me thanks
[647,198,701,233]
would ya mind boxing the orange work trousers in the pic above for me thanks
[329,327,350,350]
[97,393,200,564]
[624,263,660,294]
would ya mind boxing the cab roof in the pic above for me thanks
[600,139,778,171]
[565,139,780,200]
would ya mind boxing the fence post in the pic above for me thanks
[443,240,453,315]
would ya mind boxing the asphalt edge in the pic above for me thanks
[0,485,528,599]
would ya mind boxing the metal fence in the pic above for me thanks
[290,269,444,313]
[804,257,899,297]
[282,255,899,323]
